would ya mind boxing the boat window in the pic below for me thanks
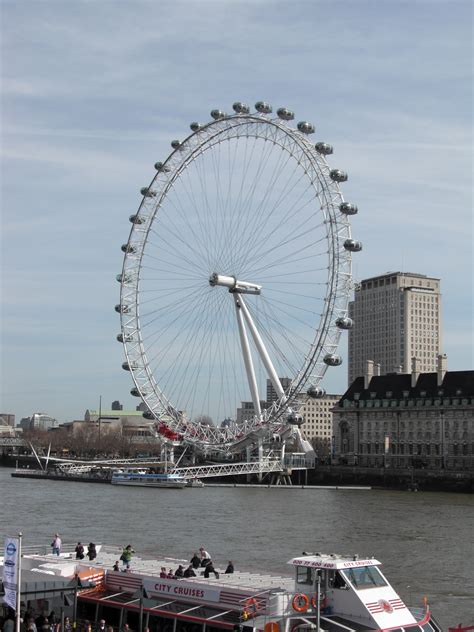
[124,610,140,630]
[341,566,387,589]
[327,570,348,590]
[176,623,202,632]
[296,566,313,585]
[97,605,122,627]
[148,615,174,632]
[77,601,98,623]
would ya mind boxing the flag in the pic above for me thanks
[2,537,20,610]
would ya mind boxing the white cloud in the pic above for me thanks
[1,0,472,422]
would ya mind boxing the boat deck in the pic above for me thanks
[23,546,295,594]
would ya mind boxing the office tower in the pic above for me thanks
[348,272,442,383]
[298,393,341,454]
[266,377,292,404]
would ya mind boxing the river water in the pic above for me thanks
[1,468,472,629]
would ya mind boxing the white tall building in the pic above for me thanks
[298,393,341,453]
[348,272,442,384]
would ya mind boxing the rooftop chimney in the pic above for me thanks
[437,354,448,386]
[411,357,420,388]
[374,362,381,377]
[364,359,374,390]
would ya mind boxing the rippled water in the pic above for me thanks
[1,468,473,629]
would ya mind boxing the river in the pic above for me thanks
[1,468,473,629]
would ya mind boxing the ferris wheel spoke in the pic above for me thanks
[119,103,359,451]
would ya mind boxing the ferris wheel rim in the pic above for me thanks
[118,106,356,451]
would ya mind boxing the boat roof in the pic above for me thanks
[289,553,381,570]
[19,546,295,594]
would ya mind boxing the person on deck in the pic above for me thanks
[225,561,234,574]
[174,565,184,578]
[121,545,135,570]
[203,561,219,579]
[190,552,200,569]
[75,542,85,560]
[87,543,97,561]
[183,564,196,578]
[51,534,61,556]
[199,547,211,567]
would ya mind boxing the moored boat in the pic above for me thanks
[4,545,442,632]
[111,470,187,488]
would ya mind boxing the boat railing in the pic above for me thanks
[21,543,105,558]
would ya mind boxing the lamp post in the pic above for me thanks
[98,395,102,452]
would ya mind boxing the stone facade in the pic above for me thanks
[298,393,341,458]
[334,356,473,470]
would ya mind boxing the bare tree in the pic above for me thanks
[195,414,214,426]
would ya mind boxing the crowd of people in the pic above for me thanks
[49,536,232,580]
[1,541,238,632]
[159,547,234,580]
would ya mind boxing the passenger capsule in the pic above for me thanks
[232,102,250,114]
[336,316,354,330]
[140,187,156,197]
[154,161,171,172]
[287,414,303,426]
[297,121,315,134]
[129,214,146,225]
[116,333,134,343]
[190,122,202,132]
[121,243,137,254]
[116,273,132,284]
[343,239,363,252]
[171,140,182,149]
[324,354,343,367]
[255,101,272,114]
[115,304,130,314]
[122,361,138,371]
[307,386,326,399]
[130,387,141,397]
[142,410,155,420]
[339,202,358,215]
[315,142,333,155]
[277,107,294,121]
[329,169,348,183]
[210,109,226,120]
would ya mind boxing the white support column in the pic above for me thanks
[234,294,262,418]
[237,294,286,401]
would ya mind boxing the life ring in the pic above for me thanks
[292,593,309,612]
[310,593,327,609]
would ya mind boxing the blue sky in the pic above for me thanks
[1,0,472,423]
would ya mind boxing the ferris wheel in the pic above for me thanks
[116,101,361,454]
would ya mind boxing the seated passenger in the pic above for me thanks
[190,552,200,569]
[225,561,234,574]
[183,564,196,578]
[159,567,167,578]
[174,565,184,578]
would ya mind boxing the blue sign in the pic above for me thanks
[6,543,16,556]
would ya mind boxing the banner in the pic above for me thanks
[2,537,19,610]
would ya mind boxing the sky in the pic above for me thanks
[1,0,472,423]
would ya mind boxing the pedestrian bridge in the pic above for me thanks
[48,453,312,481]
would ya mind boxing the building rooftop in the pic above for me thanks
[341,370,474,402]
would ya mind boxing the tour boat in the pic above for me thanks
[111,470,187,489]
[5,545,443,632]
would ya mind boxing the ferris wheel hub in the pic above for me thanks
[209,272,262,295]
